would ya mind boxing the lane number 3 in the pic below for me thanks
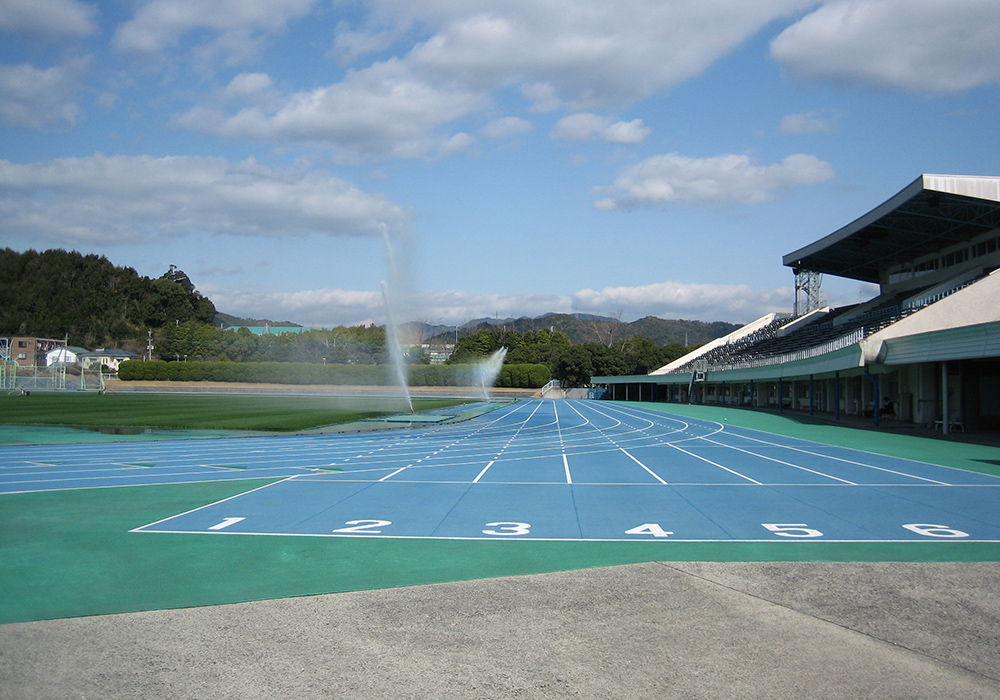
[483,521,531,536]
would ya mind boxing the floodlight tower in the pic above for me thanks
[793,269,823,316]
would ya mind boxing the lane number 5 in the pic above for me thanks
[762,523,824,538]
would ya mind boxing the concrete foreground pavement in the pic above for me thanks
[2,561,999,699]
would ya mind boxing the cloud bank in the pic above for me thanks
[206,280,795,328]
[0,155,407,244]
[594,153,835,210]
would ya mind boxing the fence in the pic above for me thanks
[0,363,105,392]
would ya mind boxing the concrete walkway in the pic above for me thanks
[2,561,999,699]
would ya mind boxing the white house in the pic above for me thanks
[80,348,141,373]
[45,346,88,367]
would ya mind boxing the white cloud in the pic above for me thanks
[225,72,274,98]
[113,0,315,63]
[551,113,651,144]
[401,1,816,108]
[205,285,385,327]
[0,154,407,244]
[521,82,561,113]
[771,0,1000,93]
[482,116,533,139]
[177,61,488,161]
[0,59,87,131]
[594,152,835,210]
[601,119,652,145]
[174,1,813,158]
[572,281,793,322]
[330,21,399,65]
[205,279,792,327]
[550,113,607,141]
[779,110,839,134]
[0,0,96,40]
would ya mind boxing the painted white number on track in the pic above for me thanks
[333,519,391,534]
[761,523,824,538]
[902,523,969,538]
[625,523,674,538]
[483,522,531,536]
[208,517,245,531]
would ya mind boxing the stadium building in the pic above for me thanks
[592,174,1000,436]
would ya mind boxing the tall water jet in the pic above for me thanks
[472,347,508,400]
[380,224,414,414]
[381,281,413,413]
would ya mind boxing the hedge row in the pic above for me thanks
[117,360,550,389]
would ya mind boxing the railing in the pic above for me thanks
[903,280,975,311]
[689,328,865,373]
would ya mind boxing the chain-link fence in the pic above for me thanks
[0,363,105,392]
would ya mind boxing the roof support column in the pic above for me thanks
[941,361,949,436]
[835,371,840,421]
[864,366,880,429]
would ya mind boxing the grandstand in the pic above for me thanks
[592,174,1000,435]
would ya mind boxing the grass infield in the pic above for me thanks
[0,392,471,432]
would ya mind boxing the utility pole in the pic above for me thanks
[146,329,154,361]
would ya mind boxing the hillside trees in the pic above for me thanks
[0,248,215,348]
[448,327,696,383]
[156,322,389,364]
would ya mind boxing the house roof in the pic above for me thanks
[782,175,1000,284]
[82,348,140,358]
[48,345,88,355]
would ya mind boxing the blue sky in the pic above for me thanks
[2,0,999,327]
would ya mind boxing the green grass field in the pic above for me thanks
[0,392,471,432]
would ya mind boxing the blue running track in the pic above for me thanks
[2,399,998,543]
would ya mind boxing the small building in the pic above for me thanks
[1,337,66,367]
[80,348,141,375]
[46,345,89,367]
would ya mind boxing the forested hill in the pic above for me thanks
[0,248,215,347]
[449,313,741,347]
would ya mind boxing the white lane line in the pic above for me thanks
[472,461,495,483]
[379,466,410,481]
[563,453,572,484]
[701,437,856,485]
[130,476,300,532]
[620,448,668,484]
[720,431,952,485]
[668,443,762,484]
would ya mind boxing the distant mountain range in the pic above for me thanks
[434,313,740,346]
[216,311,741,347]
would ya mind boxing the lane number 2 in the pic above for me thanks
[333,519,391,534]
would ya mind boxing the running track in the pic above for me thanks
[3,399,999,543]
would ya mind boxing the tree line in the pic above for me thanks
[3,248,699,384]
[448,327,694,387]
[0,248,214,349]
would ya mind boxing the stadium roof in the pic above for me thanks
[783,174,1000,283]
